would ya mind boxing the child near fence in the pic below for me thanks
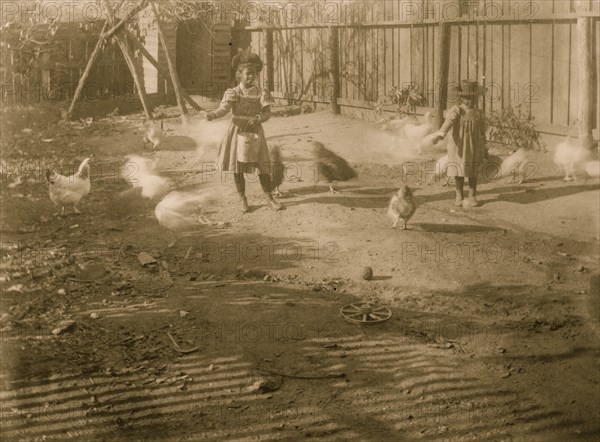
[433,80,489,208]
[206,51,282,213]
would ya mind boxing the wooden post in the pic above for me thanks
[265,29,274,94]
[576,0,594,149]
[150,1,188,122]
[329,26,340,114]
[435,22,451,129]
[67,21,109,120]
[596,19,599,145]
[102,0,153,119]
[67,1,147,119]
[122,27,202,111]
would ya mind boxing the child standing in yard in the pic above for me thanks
[433,80,488,208]
[206,52,282,213]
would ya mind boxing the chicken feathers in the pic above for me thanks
[268,145,285,197]
[311,141,357,193]
[387,185,417,230]
[46,157,91,215]
[553,135,591,181]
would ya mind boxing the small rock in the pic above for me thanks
[179,310,190,317]
[137,252,157,267]
[498,347,507,354]
[361,266,373,281]
[57,288,66,295]
[249,376,282,393]
[208,364,215,371]
[52,320,76,335]
[7,284,24,293]
[189,272,199,281]
[90,312,100,319]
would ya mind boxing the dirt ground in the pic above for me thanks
[1,102,599,441]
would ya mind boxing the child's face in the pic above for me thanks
[240,68,257,87]
[461,95,477,108]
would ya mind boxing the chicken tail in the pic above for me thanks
[76,158,91,179]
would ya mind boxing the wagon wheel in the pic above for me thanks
[340,303,392,324]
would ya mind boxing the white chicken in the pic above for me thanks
[121,155,171,199]
[553,136,592,181]
[377,115,412,132]
[403,111,435,154]
[46,158,91,215]
[143,121,165,150]
[154,190,220,247]
[584,160,600,178]
[387,185,417,230]
[500,148,535,184]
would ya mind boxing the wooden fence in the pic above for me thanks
[1,22,132,105]
[237,0,599,136]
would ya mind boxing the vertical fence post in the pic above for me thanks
[329,26,340,114]
[435,22,451,129]
[265,28,274,95]
[576,0,594,149]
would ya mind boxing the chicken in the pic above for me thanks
[268,144,285,198]
[143,121,165,150]
[403,111,435,154]
[46,157,91,215]
[310,141,357,193]
[387,185,417,230]
[377,115,412,133]
[154,190,219,247]
[584,160,600,178]
[121,155,171,199]
[501,148,535,184]
[553,136,592,181]
[480,154,503,183]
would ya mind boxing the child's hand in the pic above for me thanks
[431,134,444,145]
[206,113,215,121]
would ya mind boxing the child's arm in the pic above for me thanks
[480,112,488,158]
[248,89,272,127]
[432,106,460,144]
[206,89,236,120]
[259,89,271,123]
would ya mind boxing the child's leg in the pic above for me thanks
[259,173,283,211]
[454,176,464,206]
[463,175,480,207]
[234,173,250,213]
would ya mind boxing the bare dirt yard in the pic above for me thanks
[1,102,599,441]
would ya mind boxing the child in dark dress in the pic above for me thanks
[433,80,488,208]
[206,52,282,213]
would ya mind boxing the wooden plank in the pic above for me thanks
[398,27,411,87]
[448,25,460,105]
[509,23,530,110]
[411,25,424,89]
[384,27,393,93]
[553,22,571,125]
[530,23,553,126]
[429,24,437,108]
[554,0,572,13]
[569,20,579,125]
[502,24,510,108]
[435,22,451,128]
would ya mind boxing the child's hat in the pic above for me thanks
[456,80,482,96]
[232,48,263,72]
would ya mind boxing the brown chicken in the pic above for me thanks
[387,185,417,230]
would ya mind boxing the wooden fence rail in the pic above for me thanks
[239,13,599,137]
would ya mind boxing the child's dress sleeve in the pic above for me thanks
[210,88,237,119]
[437,106,460,138]
[258,88,271,123]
